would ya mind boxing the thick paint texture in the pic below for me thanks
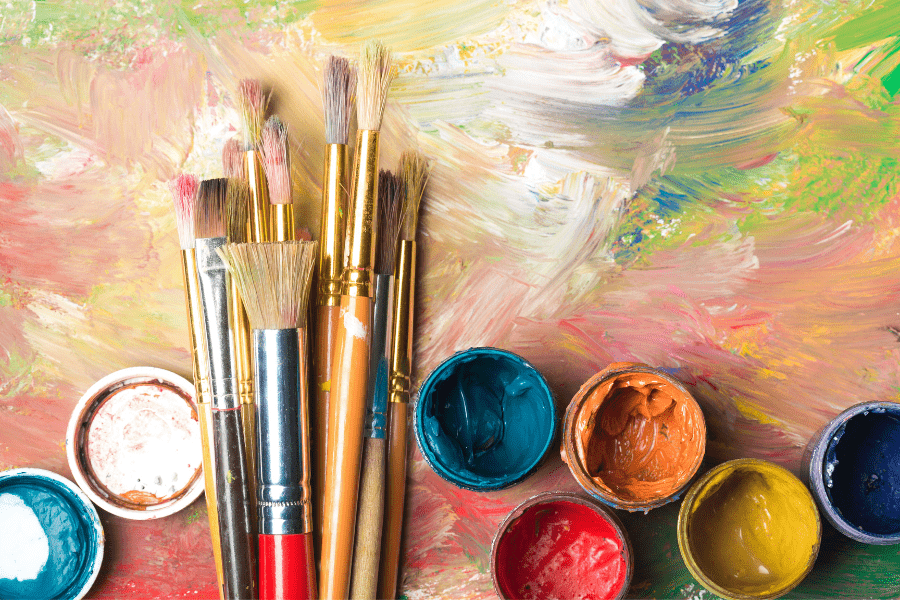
[417,349,555,490]
[683,461,819,598]
[494,499,628,600]
[825,408,900,536]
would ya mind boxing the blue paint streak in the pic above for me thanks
[416,348,557,491]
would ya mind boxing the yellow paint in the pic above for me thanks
[678,459,820,600]
[320,380,331,392]
[732,398,781,427]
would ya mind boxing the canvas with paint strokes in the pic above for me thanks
[1,0,899,598]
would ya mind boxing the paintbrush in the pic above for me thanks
[223,137,248,180]
[218,241,318,600]
[313,54,355,565]
[262,116,294,241]
[170,174,226,600]
[350,170,403,600]
[194,178,257,600]
[378,151,428,600]
[320,40,395,600]
[238,79,271,243]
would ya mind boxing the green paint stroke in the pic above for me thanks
[830,1,900,51]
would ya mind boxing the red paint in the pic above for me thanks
[259,533,316,600]
[494,500,627,600]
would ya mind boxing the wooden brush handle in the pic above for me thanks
[313,304,340,563]
[378,401,410,600]
[350,436,387,600]
[198,402,226,600]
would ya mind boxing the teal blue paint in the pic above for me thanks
[0,470,103,600]
[415,348,557,491]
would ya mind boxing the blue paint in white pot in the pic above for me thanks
[0,468,104,599]
[415,348,557,491]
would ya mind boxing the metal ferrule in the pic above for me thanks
[195,236,239,410]
[389,241,416,404]
[342,130,380,298]
[318,143,347,307]
[246,150,270,243]
[181,249,212,404]
[365,274,394,438]
[270,203,294,242]
[254,328,312,535]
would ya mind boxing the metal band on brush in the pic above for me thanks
[366,274,394,438]
[390,241,415,404]
[342,130,380,298]
[318,144,347,306]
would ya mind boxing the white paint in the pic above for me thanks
[0,493,50,581]
[342,309,369,341]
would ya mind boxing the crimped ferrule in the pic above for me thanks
[246,150,271,243]
[271,203,294,242]
[342,130,380,298]
[389,241,415,404]
[318,143,348,307]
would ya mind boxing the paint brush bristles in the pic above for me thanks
[262,116,292,205]
[357,41,395,131]
[226,179,250,243]
[219,242,317,331]
[376,170,403,276]
[223,138,247,180]
[171,174,199,250]
[324,56,356,145]
[238,79,268,150]
[400,151,429,240]
[195,178,229,239]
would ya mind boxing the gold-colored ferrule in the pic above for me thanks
[389,241,415,404]
[229,271,257,501]
[342,129,380,298]
[271,203,294,241]
[298,327,314,533]
[318,144,348,307]
[181,249,212,403]
[246,150,271,243]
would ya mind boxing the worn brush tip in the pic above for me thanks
[170,174,199,250]
[400,151,429,240]
[223,137,247,179]
[357,40,395,131]
[324,56,356,145]
[262,116,292,205]
[195,178,229,239]
[226,179,250,243]
[237,78,268,148]
[376,170,404,274]
[217,241,318,330]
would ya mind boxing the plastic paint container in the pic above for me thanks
[415,348,557,491]
[677,459,821,600]
[803,401,900,545]
[491,492,632,600]
[66,367,204,519]
[561,362,706,511]
[0,468,104,600]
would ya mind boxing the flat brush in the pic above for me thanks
[262,116,294,241]
[313,54,355,566]
[218,241,318,600]
[238,78,271,243]
[321,40,395,600]
[350,170,403,600]
[195,178,257,600]
[378,151,429,600]
[170,174,226,600]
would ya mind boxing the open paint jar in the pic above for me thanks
[0,468,104,600]
[66,367,204,519]
[561,362,706,511]
[415,348,557,491]
[804,401,900,544]
[491,492,632,600]
[678,459,821,600]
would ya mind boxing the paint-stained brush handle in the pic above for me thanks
[313,303,341,561]
[350,436,386,600]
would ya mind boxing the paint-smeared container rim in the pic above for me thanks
[677,459,821,600]
[490,491,633,600]
[0,467,105,600]
[561,362,706,511]
[66,367,204,520]
[414,347,557,491]
[803,401,900,545]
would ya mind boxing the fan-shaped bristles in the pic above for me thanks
[218,241,318,330]
[195,178,229,239]
[227,179,250,243]
[357,40,395,131]
[223,137,247,179]
[376,170,403,275]
[324,56,356,145]
[262,116,292,205]
[399,151,429,241]
[238,79,268,149]
[170,174,199,250]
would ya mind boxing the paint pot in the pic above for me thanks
[677,459,821,600]
[415,347,557,491]
[0,468,104,600]
[490,492,632,600]
[803,401,900,544]
[560,362,706,511]
[66,367,204,519]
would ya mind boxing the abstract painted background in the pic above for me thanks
[2,0,899,597]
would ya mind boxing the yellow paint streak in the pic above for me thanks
[732,398,781,427]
